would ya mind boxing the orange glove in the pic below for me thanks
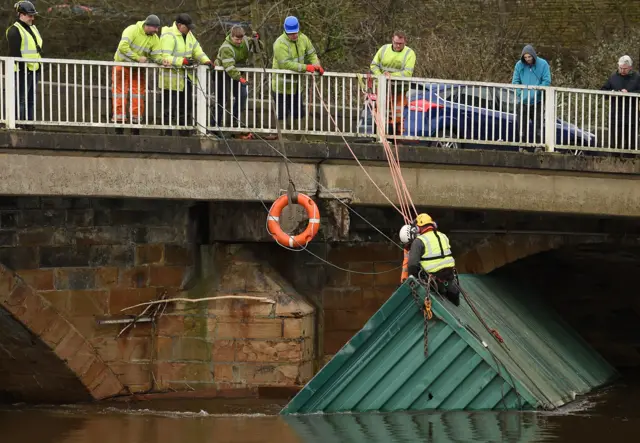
[305,64,316,73]
[239,77,248,85]
[315,65,325,75]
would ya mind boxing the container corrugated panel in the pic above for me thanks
[281,275,617,414]
[283,410,542,442]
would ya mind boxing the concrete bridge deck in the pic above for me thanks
[1,131,639,218]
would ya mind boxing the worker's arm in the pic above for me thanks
[407,239,425,278]
[7,26,22,57]
[303,37,319,65]
[191,40,211,65]
[401,48,416,77]
[273,39,306,73]
[217,44,242,80]
[116,25,141,62]
[370,46,383,76]
[159,33,182,67]
[149,38,164,64]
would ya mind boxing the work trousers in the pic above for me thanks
[16,69,39,122]
[388,92,407,135]
[162,80,194,127]
[112,66,146,123]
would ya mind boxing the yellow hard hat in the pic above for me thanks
[415,213,434,227]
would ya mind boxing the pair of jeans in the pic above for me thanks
[213,71,248,128]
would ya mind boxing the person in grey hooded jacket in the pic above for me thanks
[512,44,552,145]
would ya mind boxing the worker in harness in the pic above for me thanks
[370,31,416,135]
[6,1,42,131]
[214,25,264,139]
[112,14,164,135]
[399,223,417,283]
[159,13,214,137]
[407,213,460,306]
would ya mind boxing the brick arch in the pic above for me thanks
[0,264,124,401]
[455,234,569,274]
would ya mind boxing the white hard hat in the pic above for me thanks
[399,224,416,244]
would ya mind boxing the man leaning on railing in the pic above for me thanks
[271,16,323,134]
[159,13,214,137]
[511,44,551,147]
[601,55,640,150]
[112,15,164,135]
[370,31,416,136]
[6,1,42,131]
[213,25,264,139]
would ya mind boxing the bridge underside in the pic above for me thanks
[0,305,91,403]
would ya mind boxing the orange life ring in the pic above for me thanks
[267,193,320,248]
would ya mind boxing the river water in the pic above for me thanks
[1,378,638,443]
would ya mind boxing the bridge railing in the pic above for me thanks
[1,56,639,155]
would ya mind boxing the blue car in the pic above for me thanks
[357,83,595,152]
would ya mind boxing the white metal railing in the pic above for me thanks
[2,56,639,155]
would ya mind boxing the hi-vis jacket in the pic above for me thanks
[370,44,416,78]
[160,23,210,91]
[271,32,319,94]
[6,21,43,72]
[408,230,456,276]
[114,21,162,64]
[215,34,252,81]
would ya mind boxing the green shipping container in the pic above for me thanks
[281,275,617,414]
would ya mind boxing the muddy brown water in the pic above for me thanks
[1,379,638,443]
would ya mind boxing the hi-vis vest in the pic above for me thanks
[159,23,210,91]
[7,22,42,72]
[417,230,455,273]
[370,44,415,78]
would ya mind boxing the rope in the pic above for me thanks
[187,71,404,275]
[311,75,418,225]
[190,68,403,250]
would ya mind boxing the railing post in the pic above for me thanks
[376,74,387,140]
[195,64,208,135]
[545,86,556,152]
[4,58,16,129]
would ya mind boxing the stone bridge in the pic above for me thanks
[0,130,639,403]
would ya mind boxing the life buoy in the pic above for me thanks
[267,193,320,248]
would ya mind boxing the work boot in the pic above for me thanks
[115,128,124,135]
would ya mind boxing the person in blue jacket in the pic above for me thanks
[512,44,551,145]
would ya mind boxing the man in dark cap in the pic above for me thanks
[159,13,214,136]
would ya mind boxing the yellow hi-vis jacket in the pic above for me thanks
[271,32,319,94]
[7,22,42,72]
[370,44,416,78]
[417,230,455,274]
[159,23,210,91]
[114,21,162,63]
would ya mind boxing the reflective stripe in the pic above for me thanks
[221,58,235,63]
[309,218,320,224]
[268,215,279,222]
[421,256,456,272]
[289,237,294,247]
[224,66,235,72]
[116,50,135,62]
